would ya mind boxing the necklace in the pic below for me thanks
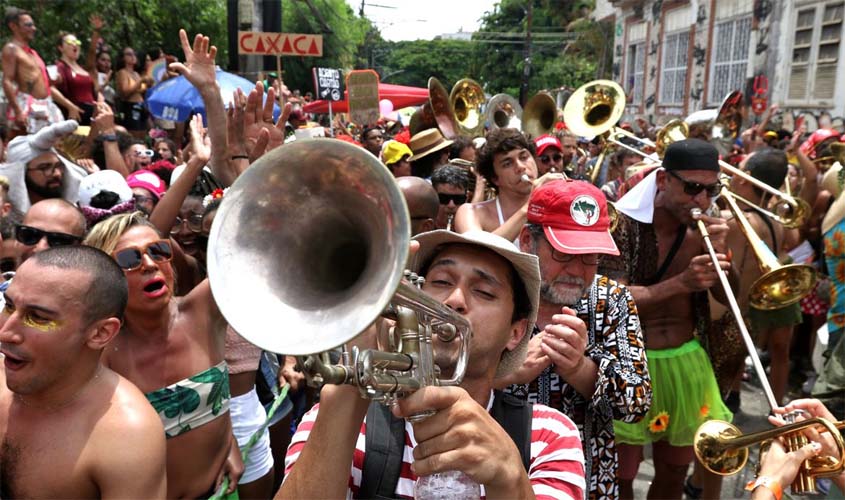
[13,365,103,411]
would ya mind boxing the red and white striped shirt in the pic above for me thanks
[284,399,585,500]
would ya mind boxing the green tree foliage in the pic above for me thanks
[0,0,227,66]
[279,0,372,92]
[373,0,612,98]
[372,39,479,87]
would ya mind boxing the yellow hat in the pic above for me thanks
[381,140,412,166]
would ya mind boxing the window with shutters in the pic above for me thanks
[788,2,843,105]
[708,16,752,105]
[660,31,689,105]
[626,42,645,105]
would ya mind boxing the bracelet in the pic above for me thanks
[745,476,783,500]
[231,155,249,160]
[99,133,117,142]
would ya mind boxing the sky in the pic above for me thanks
[344,0,501,41]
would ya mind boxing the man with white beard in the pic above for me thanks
[496,179,652,500]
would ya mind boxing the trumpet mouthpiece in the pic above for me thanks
[690,208,702,218]
[521,174,531,183]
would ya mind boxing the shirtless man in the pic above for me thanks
[1,7,71,137]
[0,245,166,498]
[454,128,563,243]
[599,139,734,499]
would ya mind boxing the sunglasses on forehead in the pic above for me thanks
[667,170,723,198]
[438,193,467,206]
[15,225,81,247]
[113,240,173,271]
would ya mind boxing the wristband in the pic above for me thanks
[231,155,249,160]
[746,476,783,500]
[100,134,118,142]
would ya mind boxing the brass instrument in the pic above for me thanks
[562,80,627,185]
[522,92,558,139]
[694,417,845,494]
[207,139,472,403]
[685,90,744,155]
[486,93,522,131]
[446,213,454,232]
[449,78,486,138]
[717,190,816,310]
[409,77,460,139]
[720,161,811,229]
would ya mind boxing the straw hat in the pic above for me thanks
[408,129,453,162]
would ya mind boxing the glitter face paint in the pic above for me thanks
[3,305,63,332]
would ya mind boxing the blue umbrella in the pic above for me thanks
[145,68,280,123]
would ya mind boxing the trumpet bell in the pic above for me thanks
[450,78,486,138]
[207,139,411,355]
[694,420,749,475]
[563,80,626,138]
[522,92,557,139]
[655,119,689,157]
[486,93,522,130]
[750,263,817,310]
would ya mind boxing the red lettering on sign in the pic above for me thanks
[254,36,266,53]
[282,36,293,54]
[266,34,282,53]
[239,33,255,54]
[308,39,319,55]
[293,36,308,55]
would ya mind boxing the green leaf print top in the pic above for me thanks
[145,361,231,438]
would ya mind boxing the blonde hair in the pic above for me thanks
[83,211,160,255]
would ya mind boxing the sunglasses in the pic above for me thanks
[539,153,563,164]
[170,214,204,234]
[15,225,81,247]
[20,21,34,28]
[133,149,154,157]
[113,240,173,271]
[437,193,467,206]
[667,170,723,198]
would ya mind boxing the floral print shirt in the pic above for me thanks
[824,218,845,336]
[506,274,651,500]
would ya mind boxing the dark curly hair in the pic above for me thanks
[476,128,535,191]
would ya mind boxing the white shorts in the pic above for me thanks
[230,387,274,484]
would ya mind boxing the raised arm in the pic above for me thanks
[85,15,103,79]
[168,29,229,185]
[91,95,128,177]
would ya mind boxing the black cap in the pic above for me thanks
[663,138,719,172]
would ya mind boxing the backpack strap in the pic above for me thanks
[490,390,533,472]
[359,401,406,499]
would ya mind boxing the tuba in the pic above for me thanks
[685,90,744,155]
[486,93,523,131]
[207,139,472,402]
[450,78,486,138]
[409,77,460,139]
[522,92,558,139]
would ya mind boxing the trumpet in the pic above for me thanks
[694,417,845,494]
[207,139,472,403]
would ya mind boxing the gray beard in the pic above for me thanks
[540,278,587,305]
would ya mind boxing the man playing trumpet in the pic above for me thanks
[599,139,734,499]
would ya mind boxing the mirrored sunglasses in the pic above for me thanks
[113,240,173,271]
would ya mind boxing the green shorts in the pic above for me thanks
[749,302,803,332]
[615,339,733,447]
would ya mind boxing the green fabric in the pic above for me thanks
[614,339,733,447]
[748,302,803,331]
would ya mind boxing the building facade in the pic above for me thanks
[602,0,845,131]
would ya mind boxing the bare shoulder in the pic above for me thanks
[2,42,18,55]
[100,370,163,436]
[455,199,498,231]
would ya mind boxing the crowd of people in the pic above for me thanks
[0,5,841,500]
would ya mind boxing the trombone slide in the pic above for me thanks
[692,208,780,411]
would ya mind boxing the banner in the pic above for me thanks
[313,67,343,102]
[237,31,323,57]
[346,70,380,126]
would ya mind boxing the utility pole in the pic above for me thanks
[519,1,533,106]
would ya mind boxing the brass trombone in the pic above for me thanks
[694,417,845,494]
[409,77,460,139]
[486,93,522,131]
[522,92,558,139]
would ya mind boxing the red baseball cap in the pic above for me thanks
[534,134,562,157]
[527,179,619,255]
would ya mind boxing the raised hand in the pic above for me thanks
[90,14,104,31]
[169,29,217,91]
[188,114,211,165]
[242,81,291,160]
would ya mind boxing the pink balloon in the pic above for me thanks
[379,99,395,118]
